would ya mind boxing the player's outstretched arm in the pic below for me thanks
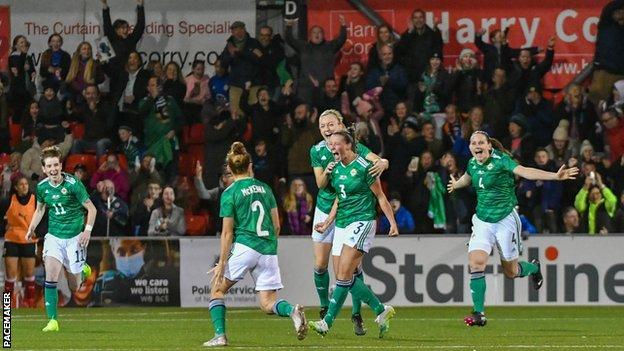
[513,165,579,181]
[371,179,399,236]
[79,199,97,247]
[447,173,472,193]
[314,198,338,234]
[25,201,46,241]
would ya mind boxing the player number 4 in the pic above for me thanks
[251,201,270,237]
[478,177,485,189]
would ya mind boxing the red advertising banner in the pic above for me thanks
[308,0,610,90]
[0,6,10,71]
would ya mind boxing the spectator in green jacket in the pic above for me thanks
[574,171,616,234]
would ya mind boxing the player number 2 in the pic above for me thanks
[339,184,347,198]
[52,203,66,215]
[478,177,485,189]
[251,201,270,237]
[74,248,86,263]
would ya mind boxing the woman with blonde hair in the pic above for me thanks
[283,178,314,235]
[65,41,105,97]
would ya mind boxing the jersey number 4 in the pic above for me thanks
[478,177,485,189]
[251,201,270,237]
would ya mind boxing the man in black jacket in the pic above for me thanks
[508,37,555,100]
[257,26,287,96]
[101,0,145,71]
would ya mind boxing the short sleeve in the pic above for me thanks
[500,153,518,173]
[267,189,278,210]
[73,180,90,204]
[365,165,376,186]
[310,146,322,168]
[35,184,44,203]
[219,190,234,218]
[466,158,474,177]
[356,143,371,158]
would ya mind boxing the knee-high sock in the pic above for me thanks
[349,274,385,315]
[209,298,226,336]
[273,299,294,317]
[314,268,330,308]
[24,276,36,300]
[44,281,58,320]
[470,272,486,313]
[323,279,352,328]
[351,268,364,316]
[4,278,15,293]
[516,261,539,277]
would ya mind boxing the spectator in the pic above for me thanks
[501,113,536,166]
[20,133,73,189]
[386,101,410,139]
[110,51,150,134]
[379,192,415,234]
[340,62,367,117]
[354,97,384,154]
[601,109,624,162]
[451,48,482,113]
[8,35,36,118]
[555,84,601,151]
[65,42,105,100]
[414,52,451,116]
[441,104,465,156]
[282,178,313,235]
[574,172,616,234]
[368,24,397,71]
[101,0,146,70]
[545,120,577,167]
[203,108,245,188]
[462,106,492,139]
[613,190,624,233]
[396,9,444,84]
[588,0,624,104]
[90,153,130,203]
[162,62,186,107]
[252,139,280,189]
[146,60,164,79]
[131,180,162,236]
[208,59,230,105]
[281,103,320,194]
[91,180,129,236]
[38,80,65,144]
[18,101,41,150]
[418,120,445,159]
[194,162,233,234]
[406,150,438,233]
[39,34,71,85]
[482,67,516,138]
[1,152,23,200]
[140,76,183,183]
[285,15,347,102]
[474,28,538,81]
[257,25,288,95]
[183,60,210,124]
[0,74,8,154]
[73,163,89,186]
[438,152,473,233]
[514,84,555,147]
[509,37,555,99]
[240,84,282,146]
[561,206,582,234]
[366,44,408,112]
[117,125,140,167]
[129,154,162,210]
[220,21,262,116]
[532,149,563,233]
[148,186,186,236]
[312,77,341,113]
[354,121,380,155]
[386,116,426,194]
[71,84,115,157]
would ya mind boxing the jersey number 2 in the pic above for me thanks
[52,203,66,215]
[251,201,270,237]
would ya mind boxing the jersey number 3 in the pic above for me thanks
[339,184,347,198]
[251,201,270,237]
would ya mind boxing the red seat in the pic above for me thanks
[186,123,205,145]
[71,123,85,140]
[64,154,97,175]
[178,153,195,177]
[98,154,129,171]
[187,145,204,165]
[0,153,10,167]
[9,122,22,148]
[185,214,208,236]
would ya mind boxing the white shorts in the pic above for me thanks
[468,209,522,261]
[224,243,283,291]
[339,220,377,254]
[331,225,348,256]
[43,234,86,274]
[311,207,335,244]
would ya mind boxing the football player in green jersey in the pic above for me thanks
[25,146,97,332]
[447,131,578,326]
[310,109,389,335]
[204,142,307,347]
[309,131,398,339]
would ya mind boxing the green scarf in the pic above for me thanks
[427,172,446,230]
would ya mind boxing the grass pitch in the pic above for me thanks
[12,306,624,350]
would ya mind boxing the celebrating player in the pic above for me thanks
[309,131,398,338]
[204,142,307,347]
[447,131,578,326]
[25,146,97,332]
[310,109,389,335]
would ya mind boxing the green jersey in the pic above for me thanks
[36,173,90,239]
[310,140,371,213]
[220,178,278,255]
[466,149,518,223]
[330,156,377,228]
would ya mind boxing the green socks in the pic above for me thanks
[323,279,352,327]
[470,272,486,313]
[351,270,364,316]
[44,281,58,320]
[349,275,385,315]
[209,298,226,336]
[273,299,294,317]
[517,261,539,277]
[314,268,330,308]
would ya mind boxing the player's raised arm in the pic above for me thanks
[25,201,46,241]
[513,165,579,181]
[447,173,472,193]
[79,199,97,247]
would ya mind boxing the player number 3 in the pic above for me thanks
[251,201,270,237]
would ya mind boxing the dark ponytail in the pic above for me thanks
[471,131,512,157]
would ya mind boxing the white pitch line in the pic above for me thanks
[18,346,624,351]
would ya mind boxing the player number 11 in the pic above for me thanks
[52,203,66,215]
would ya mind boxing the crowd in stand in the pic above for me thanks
[1,1,624,236]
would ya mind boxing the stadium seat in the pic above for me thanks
[71,123,85,140]
[184,123,205,145]
[98,154,129,171]
[185,214,208,236]
[187,144,204,165]
[0,153,10,167]
[64,154,97,175]
[9,122,22,148]
[178,153,195,177]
